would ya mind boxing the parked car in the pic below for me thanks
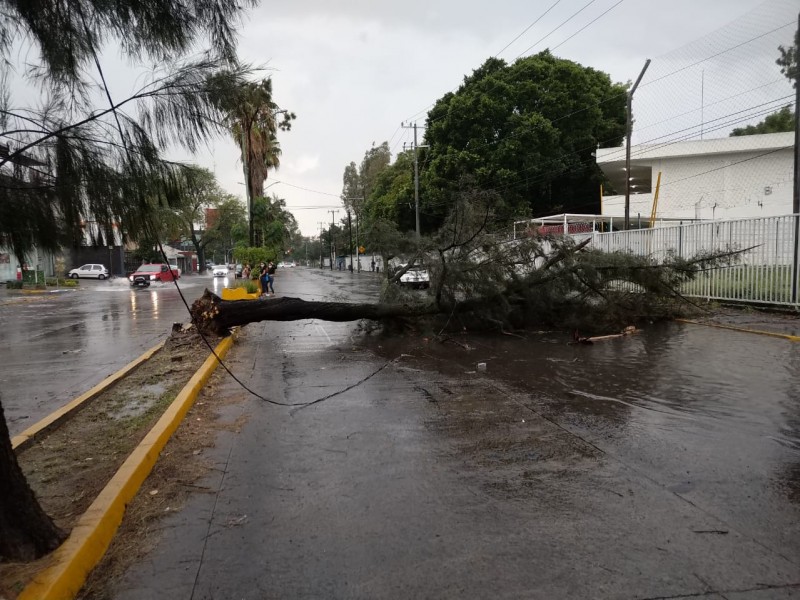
[68,264,110,279]
[277,261,286,268]
[212,265,229,277]
[398,264,430,289]
[287,261,296,268]
[128,263,180,287]
[235,264,243,278]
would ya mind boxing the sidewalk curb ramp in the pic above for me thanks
[12,342,165,452]
[18,334,236,600]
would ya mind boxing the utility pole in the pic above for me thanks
[402,122,428,241]
[625,59,651,230]
[318,221,324,269]
[347,210,354,272]
[343,197,364,273]
[328,209,339,270]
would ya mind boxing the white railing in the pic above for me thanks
[588,214,800,307]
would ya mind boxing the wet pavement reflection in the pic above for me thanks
[108,267,800,599]
[0,277,212,435]
[371,321,800,560]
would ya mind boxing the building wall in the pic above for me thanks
[601,146,794,222]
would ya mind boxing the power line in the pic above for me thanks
[514,0,599,59]
[269,178,342,198]
[550,0,625,52]
[494,0,564,57]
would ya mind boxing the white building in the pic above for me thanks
[596,132,795,223]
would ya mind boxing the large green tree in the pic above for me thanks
[169,167,233,271]
[362,150,415,230]
[0,0,255,562]
[252,193,299,255]
[204,195,248,264]
[422,52,627,228]
[341,142,391,257]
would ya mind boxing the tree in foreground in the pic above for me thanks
[0,0,257,563]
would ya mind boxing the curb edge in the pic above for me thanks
[17,334,235,600]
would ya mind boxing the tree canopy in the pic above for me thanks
[730,105,796,136]
[776,27,798,88]
[212,76,295,245]
[0,0,257,562]
[0,0,256,264]
[420,52,627,230]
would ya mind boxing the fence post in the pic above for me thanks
[792,213,799,305]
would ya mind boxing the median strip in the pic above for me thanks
[17,334,235,600]
[12,341,165,451]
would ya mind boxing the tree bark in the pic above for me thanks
[191,290,439,335]
[0,398,66,562]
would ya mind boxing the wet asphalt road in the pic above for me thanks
[110,267,800,599]
[0,273,236,435]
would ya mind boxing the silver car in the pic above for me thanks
[68,264,110,279]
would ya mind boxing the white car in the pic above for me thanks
[212,265,229,277]
[68,264,110,279]
[399,264,430,289]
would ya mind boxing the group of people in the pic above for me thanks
[244,261,276,296]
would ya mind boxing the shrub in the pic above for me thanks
[5,280,23,289]
[62,279,79,288]
[21,269,45,284]
[232,279,259,294]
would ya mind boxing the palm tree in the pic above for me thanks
[217,78,295,246]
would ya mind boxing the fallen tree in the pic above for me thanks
[191,294,439,336]
[191,189,745,337]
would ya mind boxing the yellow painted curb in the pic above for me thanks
[12,342,165,451]
[221,287,260,301]
[676,318,800,342]
[18,335,236,600]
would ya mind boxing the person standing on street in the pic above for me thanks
[258,262,268,296]
[267,261,276,294]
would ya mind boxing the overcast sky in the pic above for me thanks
[15,0,796,236]
[210,0,796,235]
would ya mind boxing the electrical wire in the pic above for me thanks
[514,0,599,58]
[79,29,383,411]
[494,0,564,57]
[549,0,625,52]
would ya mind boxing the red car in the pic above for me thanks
[128,263,180,287]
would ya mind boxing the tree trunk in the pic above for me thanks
[191,290,439,336]
[0,398,66,562]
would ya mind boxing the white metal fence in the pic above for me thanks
[588,214,800,307]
